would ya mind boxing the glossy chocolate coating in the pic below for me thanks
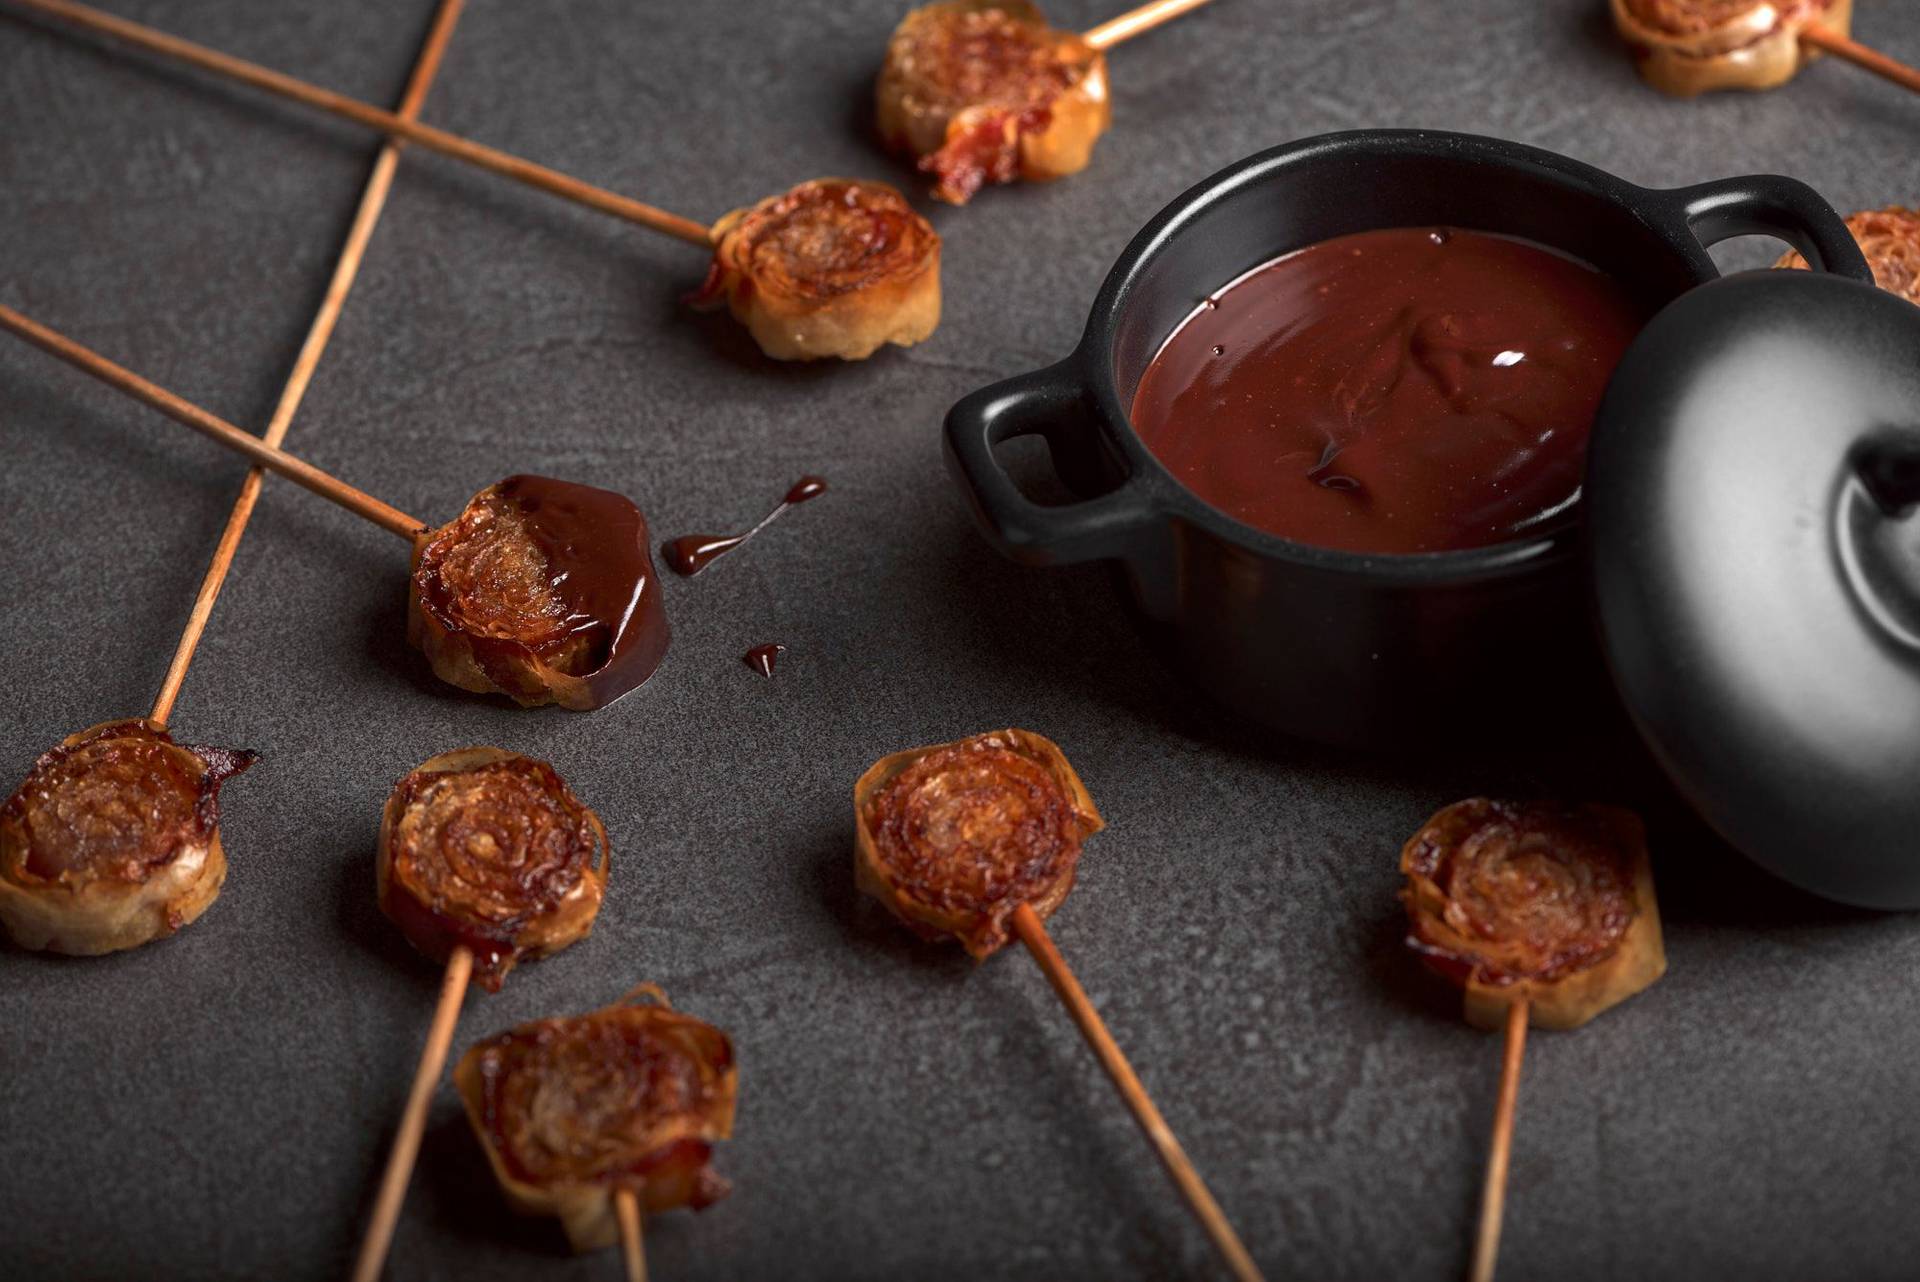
[1130,228,1646,555]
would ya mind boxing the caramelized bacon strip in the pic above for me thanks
[377,747,608,990]
[454,986,737,1252]
[1400,799,1666,1030]
[877,0,1111,204]
[0,718,256,954]
[690,178,941,361]
[1610,0,1851,94]
[1776,205,1920,306]
[855,728,1102,958]
[409,475,670,711]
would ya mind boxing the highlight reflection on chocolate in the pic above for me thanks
[409,475,670,711]
[0,719,256,955]
[454,985,737,1252]
[1399,798,1666,1030]
[855,729,1102,958]
[376,747,609,991]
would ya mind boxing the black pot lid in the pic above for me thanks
[1588,270,1920,908]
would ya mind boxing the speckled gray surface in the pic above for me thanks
[3,1,1918,1279]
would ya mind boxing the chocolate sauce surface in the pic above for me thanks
[665,476,827,576]
[1130,228,1647,555]
[488,475,670,706]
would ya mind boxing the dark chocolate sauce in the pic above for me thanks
[664,477,827,576]
[491,475,670,707]
[743,643,786,677]
[1130,228,1647,555]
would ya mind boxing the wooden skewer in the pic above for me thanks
[5,0,713,247]
[350,945,475,1282]
[148,0,464,728]
[1470,998,1529,1282]
[1009,903,1265,1282]
[1083,0,1216,51]
[1800,23,1920,97]
[615,1188,649,1282]
[0,304,427,540]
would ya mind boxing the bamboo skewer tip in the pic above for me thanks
[1469,997,1529,1282]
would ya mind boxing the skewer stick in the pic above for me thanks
[1470,998,1529,1282]
[1800,24,1920,97]
[0,304,426,540]
[1009,903,1265,1282]
[1083,0,1216,50]
[350,945,475,1282]
[148,0,464,728]
[615,1188,649,1282]
[4,0,713,247]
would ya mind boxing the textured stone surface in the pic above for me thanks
[2,1,1917,1279]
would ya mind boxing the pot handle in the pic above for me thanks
[943,363,1158,566]
[1666,174,1871,283]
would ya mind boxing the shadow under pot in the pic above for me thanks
[946,129,1870,749]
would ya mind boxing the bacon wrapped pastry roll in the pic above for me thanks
[1776,205,1920,307]
[1610,0,1851,95]
[0,719,255,955]
[688,178,941,361]
[877,0,1111,205]
[454,986,737,1252]
[409,475,670,711]
[855,728,1102,958]
[1400,799,1665,1031]
[377,747,608,991]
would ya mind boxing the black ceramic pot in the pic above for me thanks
[944,129,1870,747]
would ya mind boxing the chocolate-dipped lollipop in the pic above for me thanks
[0,306,671,711]
[0,720,254,954]
[855,730,1265,1282]
[876,0,1212,204]
[1399,799,1665,1282]
[12,0,943,361]
[1610,0,1920,98]
[1776,206,1920,306]
[455,985,737,1272]
[352,748,611,1282]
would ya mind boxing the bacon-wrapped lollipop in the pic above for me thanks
[1610,0,1920,99]
[1776,206,1920,307]
[856,727,1101,956]
[1401,798,1665,1030]
[854,730,1265,1282]
[875,0,1214,205]
[454,985,737,1263]
[0,719,255,955]
[377,747,610,991]
[410,476,671,711]
[689,178,942,361]
[1399,799,1665,1282]
[351,747,610,1282]
[1610,0,1849,94]
[877,0,1111,205]
[0,304,680,714]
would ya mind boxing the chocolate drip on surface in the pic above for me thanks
[664,476,828,576]
[743,644,785,678]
